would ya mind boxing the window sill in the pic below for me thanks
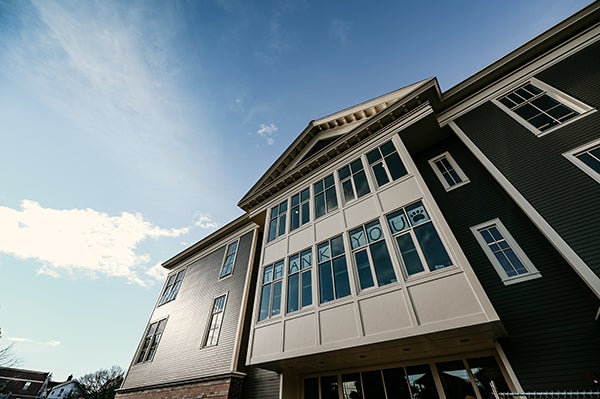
[444,180,470,192]
[502,271,541,286]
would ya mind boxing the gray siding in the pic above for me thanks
[411,132,600,390]
[242,367,280,399]
[121,229,256,390]
[454,40,600,278]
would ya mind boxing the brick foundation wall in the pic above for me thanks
[116,376,244,399]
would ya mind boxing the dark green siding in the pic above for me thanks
[454,40,600,278]
[411,132,600,390]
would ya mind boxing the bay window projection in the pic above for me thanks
[314,174,338,219]
[268,201,288,242]
[366,140,408,187]
[386,201,452,276]
[318,236,351,304]
[338,158,371,204]
[349,220,397,290]
[258,260,284,320]
[290,188,311,231]
[287,249,313,313]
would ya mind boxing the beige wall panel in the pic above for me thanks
[263,238,287,265]
[319,303,358,344]
[378,177,422,213]
[288,226,315,254]
[252,322,283,358]
[409,273,484,325]
[344,197,380,229]
[314,212,344,242]
[358,290,413,336]
[283,313,317,352]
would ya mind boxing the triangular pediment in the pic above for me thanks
[239,78,439,211]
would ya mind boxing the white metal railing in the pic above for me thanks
[491,381,600,399]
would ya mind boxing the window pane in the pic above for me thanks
[396,233,425,275]
[437,360,476,399]
[349,228,367,250]
[406,364,440,399]
[258,285,271,321]
[372,162,389,186]
[301,188,310,201]
[387,210,409,234]
[406,202,430,226]
[386,152,408,180]
[301,202,310,224]
[278,214,286,236]
[355,249,374,290]
[301,250,312,269]
[318,242,330,262]
[578,152,600,173]
[287,273,299,313]
[291,193,299,207]
[315,193,326,218]
[361,370,386,399]
[383,368,412,399]
[468,356,510,399]
[291,206,300,230]
[355,170,371,197]
[319,262,335,303]
[414,223,452,271]
[333,257,351,298]
[339,165,351,180]
[380,141,396,156]
[321,375,339,399]
[301,271,312,307]
[268,219,278,241]
[341,373,363,399]
[370,240,397,285]
[289,254,300,273]
[263,266,273,283]
[342,180,355,203]
[324,174,335,188]
[366,148,381,163]
[271,281,282,316]
[325,187,338,211]
[274,261,284,279]
[366,221,383,243]
[304,378,319,399]
[331,236,345,257]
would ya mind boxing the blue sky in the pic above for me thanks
[0,0,592,381]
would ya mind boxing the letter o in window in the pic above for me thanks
[368,226,382,241]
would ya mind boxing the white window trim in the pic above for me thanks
[471,219,541,285]
[492,77,595,137]
[219,238,240,279]
[563,137,600,185]
[428,151,470,191]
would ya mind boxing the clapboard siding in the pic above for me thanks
[454,40,600,278]
[121,228,256,390]
[411,132,600,390]
[242,367,280,399]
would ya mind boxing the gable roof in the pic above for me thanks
[238,78,441,212]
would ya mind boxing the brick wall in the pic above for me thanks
[116,376,245,399]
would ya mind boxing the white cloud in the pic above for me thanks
[330,19,351,45]
[194,214,219,229]
[145,262,168,281]
[0,200,188,285]
[5,336,61,347]
[257,123,278,145]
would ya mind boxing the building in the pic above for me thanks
[117,3,600,399]
[0,367,51,399]
[45,378,83,399]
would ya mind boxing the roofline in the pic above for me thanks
[162,214,253,269]
[441,1,600,109]
[0,367,51,377]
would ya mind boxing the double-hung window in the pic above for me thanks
[314,174,338,218]
[204,294,227,346]
[258,260,284,320]
[471,219,540,285]
[349,220,397,290]
[317,236,351,304]
[136,318,167,363]
[563,139,600,184]
[287,249,313,313]
[366,141,408,187]
[219,240,238,278]
[268,201,288,242]
[428,152,469,191]
[495,78,593,136]
[158,269,185,305]
[386,201,452,277]
[290,188,310,231]
[338,158,371,204]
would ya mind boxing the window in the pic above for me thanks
[314,174,338,218]
[258,260,284,320]
[349,220,397,290]
[219,240,239,278]
[564,139,600,184]
[268,201,288,242]
[317,235,351,303]
[471,219,540,285]
[204,294,227,346]
[495,78,593,135]
[386,201,452,277]
[429,152,470,191]
[366,140,408,187]
[287,249,312,313]
[338,158,371,204]
[135,318,167,363]
[22,382,31,390]
[158,269,185,305]
[290,188,310,231]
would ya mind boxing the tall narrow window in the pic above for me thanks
[290,188,311,231]
[258,260,284,320]
[338,158,371,204]
[495,78,593,135]
[314,174,338,219]
[158,269,185,305]
[219,240,239,278]
[268,200,288,242]
[564,139,600,184]
[136,318,167,363]
[429,152,470,191]
[366,141,408,187]
[349,220,396,290]
[317,236,351,303]
[471,219,540,285]
[204,294,227,347]
[23,382,31,390]
[387,201,452,277]
[287,249,313,313]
